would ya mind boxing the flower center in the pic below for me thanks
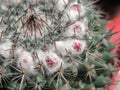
[23,58,29,64]
[46,56,57,68]
[73,42,82,52]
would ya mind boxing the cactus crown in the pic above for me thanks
[0,0,114,90]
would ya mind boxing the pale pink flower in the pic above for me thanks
[64,21,86,37]
[64,2,86,21]
[17,51,36,74]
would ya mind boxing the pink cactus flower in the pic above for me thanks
[74,24,81,31]
[72,4,81,11]
[73,42,82,52]
[23,58,29,64]
[46,56,57,68]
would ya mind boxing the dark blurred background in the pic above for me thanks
[94,0,120,19]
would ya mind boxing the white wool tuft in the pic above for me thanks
[8,0,21,4]
[0,41,12,58]
[61,83,71,90]
[15,47,24,55]
[35,50,46,63]
[0,5,8,10]
[55,0,69,11]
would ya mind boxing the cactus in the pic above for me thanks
[0,0,115,90]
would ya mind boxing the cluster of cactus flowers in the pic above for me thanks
[0,0,115,90]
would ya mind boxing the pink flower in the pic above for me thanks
[72,4,81,12]
[46,56,57,68]
[17,51,36,74]
[51,39,86,56]
[63,21,86,37]
[73,24,81,31]
[73,42,82,52]
[63,3,86,21]
[23,58,29,64]
[42,51,64,74]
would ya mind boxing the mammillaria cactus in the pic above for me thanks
[0,0,115,90]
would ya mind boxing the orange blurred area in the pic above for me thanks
[106,14,120,90]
